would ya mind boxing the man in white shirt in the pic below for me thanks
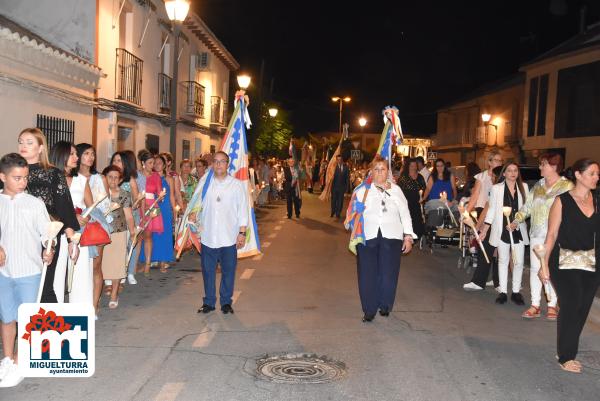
[416,156,430,184]
[191,151,249,314]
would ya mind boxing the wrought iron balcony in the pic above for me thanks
[158,73,171,114]
[116,48,143,106]
[183,81,205,117]
[211,96,224,125]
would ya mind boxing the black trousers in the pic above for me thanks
[40,234,62,303]
[356,231,402,316]
[286,190,301,217]
[551,266,599,364]
[331,189,344,217]
[470,228,499,288]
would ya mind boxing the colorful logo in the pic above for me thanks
[18,303,95,377]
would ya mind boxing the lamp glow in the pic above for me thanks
[268,108,278,117]
[481,113,491,123]
[237,74,251,89]
[331,97,340,102]
[343,96,351,102]
[165,0,190,22]
[358,117,367,127]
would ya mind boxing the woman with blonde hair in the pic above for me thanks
[17,129,80,303]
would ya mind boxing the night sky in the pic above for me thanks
[196,0,599,137]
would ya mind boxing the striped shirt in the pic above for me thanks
[0,192,51,278]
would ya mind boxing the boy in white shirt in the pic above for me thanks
[0,153,53,388]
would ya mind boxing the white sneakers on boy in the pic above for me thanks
[0,357,23,388]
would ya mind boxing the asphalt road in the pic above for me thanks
[3,193,600,401]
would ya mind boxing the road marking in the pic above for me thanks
[262,241,271,248]
[232,290,242,304]
[154,382,185,401]
[192,324,218,348]
[252,254,263,261]
[240,269,255,280]
[268,233,277,239]
[274,225,282,231]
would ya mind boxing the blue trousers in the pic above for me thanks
[200,244,237,307]
[356,231,402,316]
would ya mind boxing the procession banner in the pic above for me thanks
[176,94,260,258]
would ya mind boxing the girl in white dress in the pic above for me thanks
[50,142,94,307]
[75,144,108,313]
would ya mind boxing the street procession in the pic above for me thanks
[0,0,600,400]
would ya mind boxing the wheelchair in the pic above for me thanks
[420,201,460,254]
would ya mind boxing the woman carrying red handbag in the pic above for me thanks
[49,141,95,308]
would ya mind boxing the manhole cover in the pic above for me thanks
[576,351,600,370]
[255,353,346,384]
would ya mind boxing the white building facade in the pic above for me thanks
[0,0,238,168]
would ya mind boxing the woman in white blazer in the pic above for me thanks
[479,163,529,305]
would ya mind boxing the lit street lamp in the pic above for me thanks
[332,96,351,134]
[166,0,190,162]
[481,113,498,146]
[237,74,251,90]
[358,117,367,131]
[268,108,278,118]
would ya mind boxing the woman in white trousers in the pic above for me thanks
[511,153,572,320]
[480,163,529,305]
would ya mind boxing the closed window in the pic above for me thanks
[555,61,600,138]
[526,74,550,137]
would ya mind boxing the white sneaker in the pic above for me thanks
[104,279,111,286]
[463,282,484,291]
[486,280,494,287]
[0,359,23,388]
[495,287,502,293]
[127,274,137,285]
[0,357,12,381]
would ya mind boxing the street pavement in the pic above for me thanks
[4,192,600,401]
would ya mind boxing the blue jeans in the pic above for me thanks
[0,273,41,323]
[200,244,237,307]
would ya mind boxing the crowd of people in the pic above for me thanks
[0,128,247,387]
[0,126,598,387]
[344,150,599,374]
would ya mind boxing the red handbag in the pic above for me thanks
[80,221,111,246]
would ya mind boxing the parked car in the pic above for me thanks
[519,165,542,188]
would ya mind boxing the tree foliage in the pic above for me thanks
[254,103,293,158]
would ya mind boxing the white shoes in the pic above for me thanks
[463,282,484,291]
[127,274,137,285]
[486,280,494,287]
[0,357,23,388]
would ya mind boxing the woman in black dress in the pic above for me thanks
[17,128,80,303]
[398,158,426,238]
[541,158,599,373]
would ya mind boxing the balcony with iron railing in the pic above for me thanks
[183,81,205,118]
[116,48,143,106]
[210,96,224,125]
[158,73,171,114]
[432,127,478,147]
